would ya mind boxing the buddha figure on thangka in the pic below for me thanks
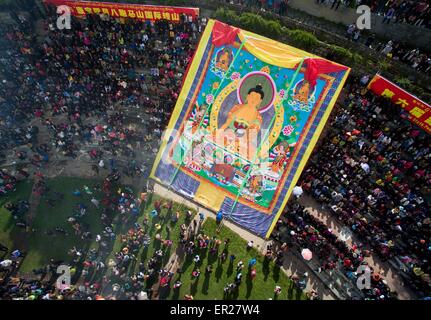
[174,64,314,207]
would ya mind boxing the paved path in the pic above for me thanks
[153,182,336,300]
[299,193,417,300]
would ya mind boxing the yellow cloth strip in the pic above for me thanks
[194,179,226,210]
[239,30,308,68]
[238,29,347,69]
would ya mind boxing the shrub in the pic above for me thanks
[215,10,283,40]
[421,92,431,102]
[377,59,391,72]
[286,29,319,50]
[393,77,427,99]
[395,77,413,90]
[215,8,239,25]
[238,13,282,39]
[239,12,261,33]
[352,53,364,64]
[265,19,283,39]
[330,45,353,59]
[0,0,14,9]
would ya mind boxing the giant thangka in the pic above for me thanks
[151,20,350,238]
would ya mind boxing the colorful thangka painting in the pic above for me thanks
[151,20,350,238]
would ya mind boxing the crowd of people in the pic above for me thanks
[1,4,203,180]
[0,174,157,300]
[0,5,205,300]
[316,1,431,76]
[1,1,430,300]
[345,24,431,75]
[272,201,395,299]
[367,0,430,26]
[0,181,297,300]
[317,0,430,28]
[376,40,431,75]
[220,0,431,76]
[0,6,303,301]
[295,74,430,296]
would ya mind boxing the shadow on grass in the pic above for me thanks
[273,264,280,282]
[207,249,219,265]
[172,285,181,300]
[158,285,171,300]
[153,239,161,251]
[202,272,211,295]
[162,246,172,265]
[245,275,253,299]
[180,254,193,274]
[262,256,270,281]
[287,283,294,299]
[140,246,149,263]
[295,287,303,300]
[145,193,154,210]
[215,262,223,282]
[190,277,200,296]
[226,260,234,277]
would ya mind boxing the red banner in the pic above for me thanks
[368,74,431,134]
[43,0,199,22]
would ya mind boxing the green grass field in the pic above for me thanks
[109,191,197,274]
[1,177,305,300]
[20,178,106,272]
[0,179,33,252]
[1,177,197,274]
[164,218,307,300]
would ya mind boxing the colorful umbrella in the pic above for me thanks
[301,248,312,261]
[293,186,303,197]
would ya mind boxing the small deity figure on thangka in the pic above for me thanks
[270,141,291,174]
[189,103,209,134]
[211,47,234,77]
[288,79,314,112]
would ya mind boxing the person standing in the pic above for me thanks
[353,29,361,42]
[216,211,223,224]
[365,34,375,48]
[279,0,288,16]
[382,7,395,23]
[346,23,356,40]
[381,40,394,57]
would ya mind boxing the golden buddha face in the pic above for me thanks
[246,91,263,109]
